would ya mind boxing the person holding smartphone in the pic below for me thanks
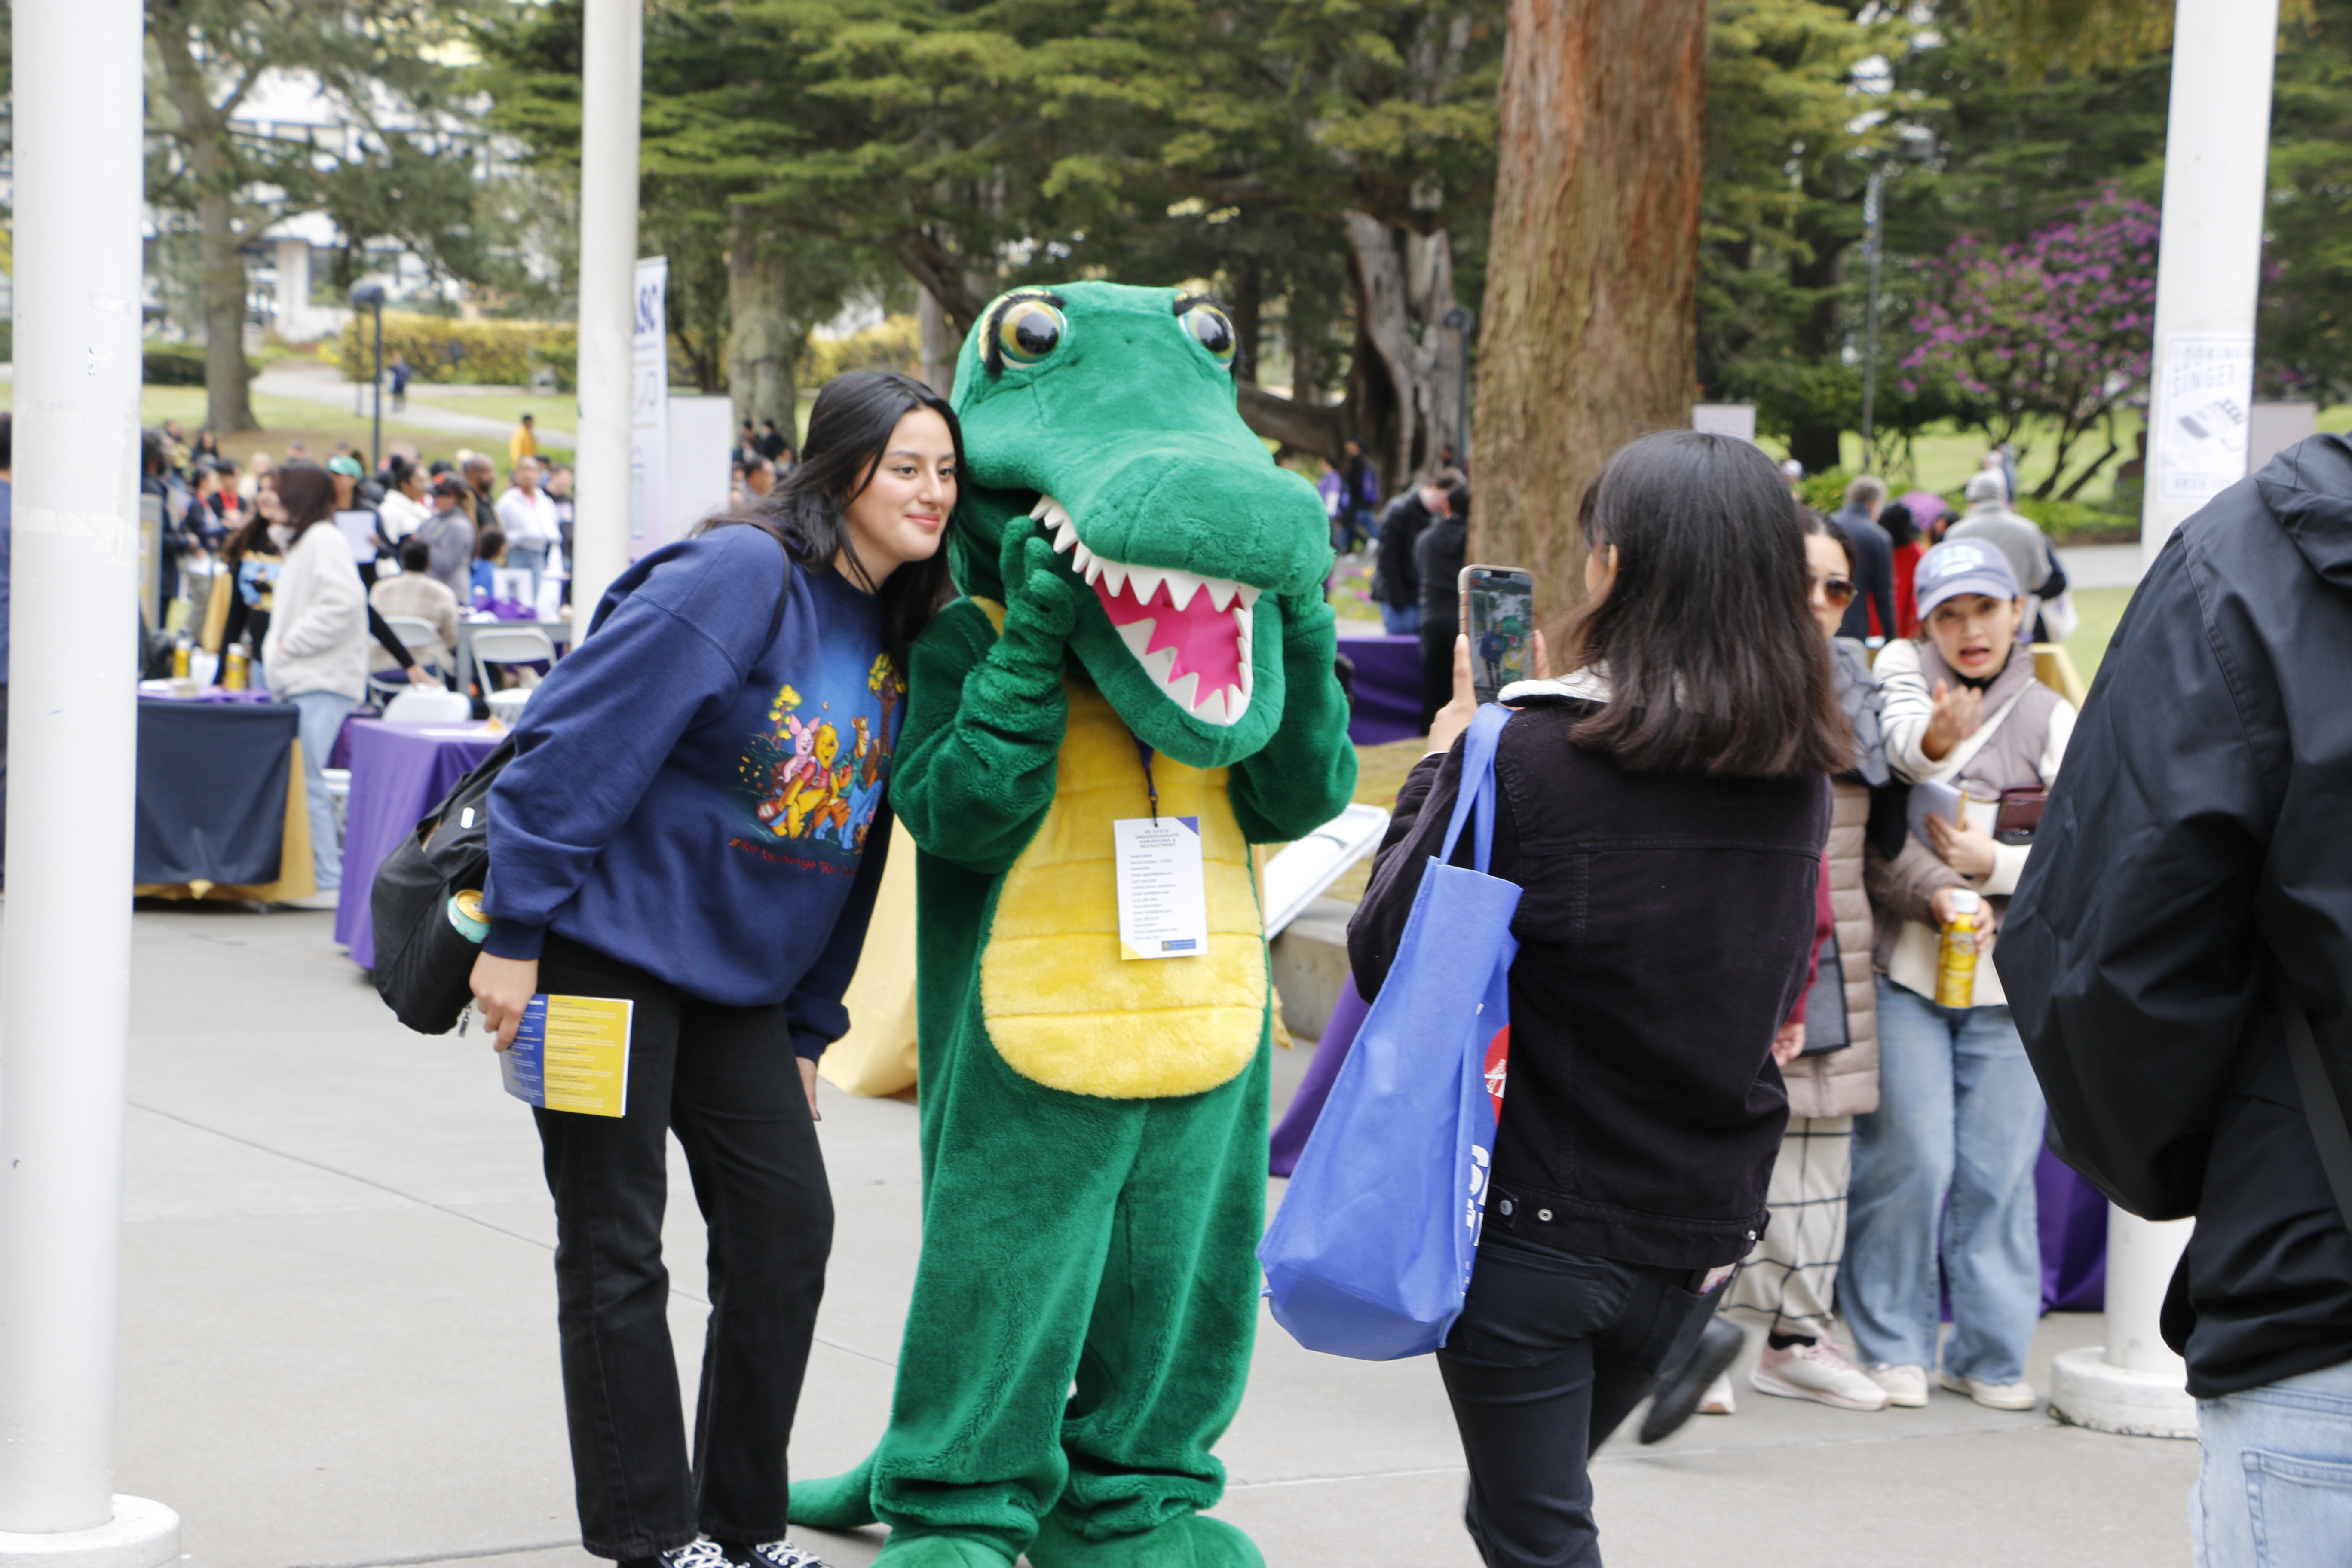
[1349,430,1847,1567]
[469,369,959,1568]
[1845,540,2076,1414]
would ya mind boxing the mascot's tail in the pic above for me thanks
[788,1453,879,1529]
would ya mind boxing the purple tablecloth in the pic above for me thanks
[1337,631,1421,746]
[1271,971,2115,1314]
[334,719,501,969]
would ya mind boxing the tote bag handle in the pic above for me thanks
[1438,704,1512,876]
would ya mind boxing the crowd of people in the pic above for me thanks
[138,425,581,903]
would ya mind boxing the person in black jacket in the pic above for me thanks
[1999,435,2352,1567]
[1412,482,1469,731]
[1374,472,1453,637]
[1351,430,1847,1568]
[1831,475,1898,645]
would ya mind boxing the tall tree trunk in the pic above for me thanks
[154,11,258,432]
[1343,214,1466,495]
[1229,259,1262,384]
[917,286,955,394]
[195,183,257,432]
[726,206,795,432]
[1784,206,1849,474]
[1473,0,1704,615]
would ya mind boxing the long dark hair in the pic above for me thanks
[274,461,338,540]
[694,369,959,667]
[1560,431,1852,779]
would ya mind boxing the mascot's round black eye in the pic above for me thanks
[1182,304,1236,365]
[998,301,1067,365]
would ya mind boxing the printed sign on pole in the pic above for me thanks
[2153,332,2254,508]
[630,256,670,559]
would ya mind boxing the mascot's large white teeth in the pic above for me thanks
[1033,494,1264,613]
[1081,558,1262,614]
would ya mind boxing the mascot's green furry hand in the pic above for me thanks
[1229,581,1357,844]
[995,518,1080,686]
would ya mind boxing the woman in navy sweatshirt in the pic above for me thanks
[469,370,959,1568]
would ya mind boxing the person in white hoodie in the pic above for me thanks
[261,461,370,898]
[1844,540,2076,1415]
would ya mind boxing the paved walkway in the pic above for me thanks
[2061,542,2147,590]
[251,361,579,448]
[46,903,2200,1568]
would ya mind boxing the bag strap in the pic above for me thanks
[2283,989,2352,1232]
[1439,704,1512,876]
[1926,679,2034,780]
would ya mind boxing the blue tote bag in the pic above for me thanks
[1258,704,1522,1360]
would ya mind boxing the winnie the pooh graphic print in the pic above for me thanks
[736,647,904,864]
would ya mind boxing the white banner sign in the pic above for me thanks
[630,256,671,559]
[2154,332,2254,507]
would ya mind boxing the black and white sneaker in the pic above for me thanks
[662,1540,737,1568]
[729,1543,832,1568]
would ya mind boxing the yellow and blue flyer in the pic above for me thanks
[499,994,634,1118]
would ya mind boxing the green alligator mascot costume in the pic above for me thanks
[791,282,1357,1566]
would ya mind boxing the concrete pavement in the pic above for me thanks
[42,902,2202,1568]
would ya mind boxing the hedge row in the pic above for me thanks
[801,314,921,387]
[143,343,258,386]
[325,312,579,390]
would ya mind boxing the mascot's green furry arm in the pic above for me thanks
[789,282,1356,1568]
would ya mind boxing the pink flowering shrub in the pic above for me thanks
[1900,191,2158,501]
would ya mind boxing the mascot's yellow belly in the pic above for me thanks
[980,681,1268,1099]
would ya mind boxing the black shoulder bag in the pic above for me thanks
[368,534,794,1034]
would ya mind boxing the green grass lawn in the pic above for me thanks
[107,386,508,473]
[400,386,578,450]
[2067,585,2134,685]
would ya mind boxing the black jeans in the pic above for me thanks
[1437,1231,1721,1568]
[533,931,833,1559]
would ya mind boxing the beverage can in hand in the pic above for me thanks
[1936,890,1983,1008]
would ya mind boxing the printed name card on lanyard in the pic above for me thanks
[1116,736,1208,961]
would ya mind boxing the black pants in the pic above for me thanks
[1437,1231,1720,1568]
[533,931,833,1559]
[1418,620,1458,732]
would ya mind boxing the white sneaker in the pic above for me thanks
[1750,1338,1890,1411]
[1867,1363,1929,1407]
[1698,1370,1737,1415]
[1938,1369,2038,1410]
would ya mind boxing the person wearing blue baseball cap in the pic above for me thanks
[1843,537,2079,1416]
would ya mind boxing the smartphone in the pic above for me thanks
[1459,565,1536,704]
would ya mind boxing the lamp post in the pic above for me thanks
[1442,306,1477,469]
[350,282,386,472]
[0,0,182,1559]
[1858,164,1886,463]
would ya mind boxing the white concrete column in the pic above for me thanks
[0,0,181,1561]
[2052,1210,2198,1439]
[2139,0,2282,564]
[568,0,644,634]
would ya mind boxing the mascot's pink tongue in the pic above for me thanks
[1093,576,1244,711]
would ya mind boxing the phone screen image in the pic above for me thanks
[1461,566,1536,704]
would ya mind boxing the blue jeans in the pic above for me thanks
[2196,1357,2352,1567]
[1380,602,1422,636]
[505,542,549,606]
[288,689,355,891]
[1844,978,2044,1382]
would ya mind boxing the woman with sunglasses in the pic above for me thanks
[1687,512,1895,1419]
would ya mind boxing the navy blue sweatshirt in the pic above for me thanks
[482,524,903,1056]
